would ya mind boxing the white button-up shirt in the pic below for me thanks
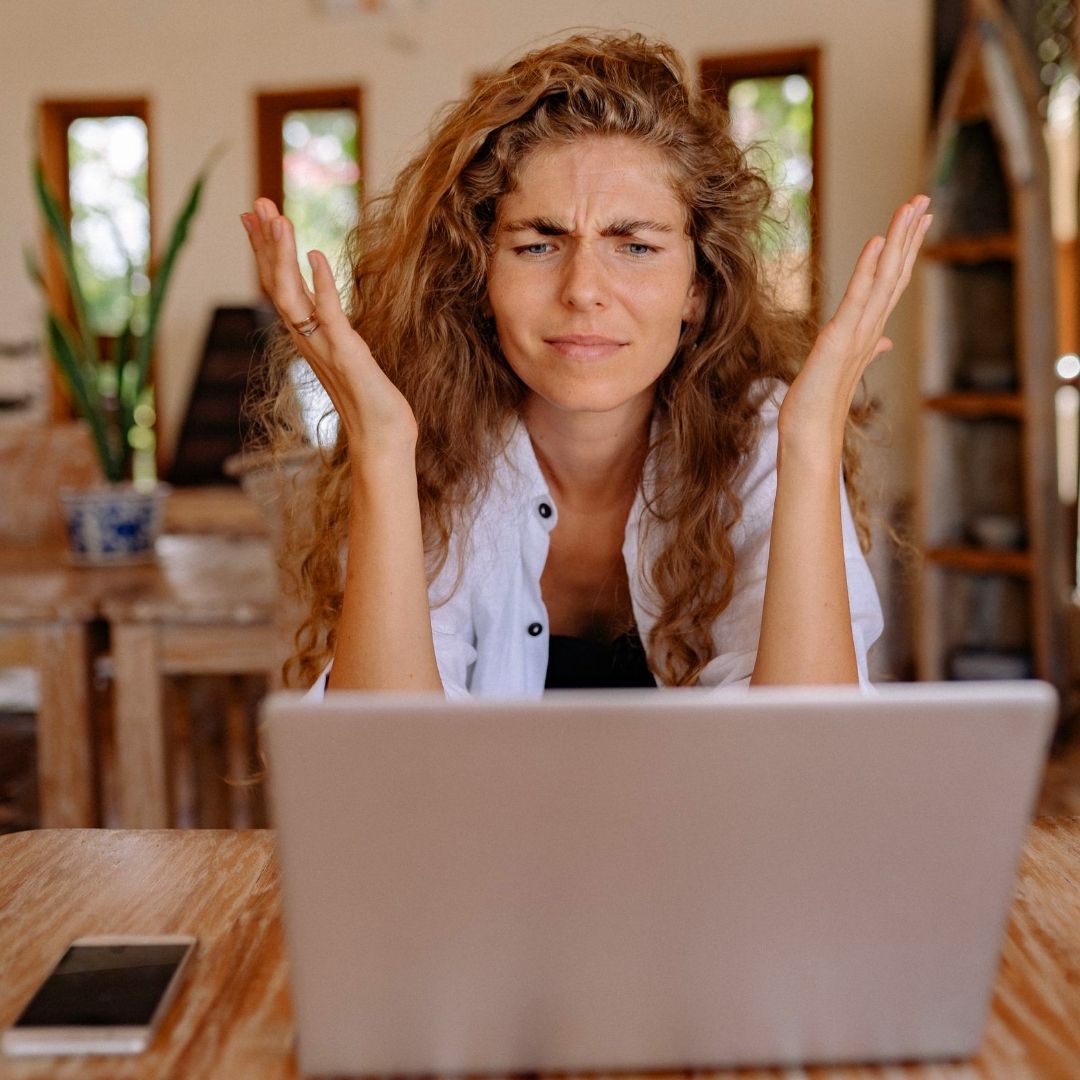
[311,379,883,698]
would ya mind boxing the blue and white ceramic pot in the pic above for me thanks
[58,483,171,565]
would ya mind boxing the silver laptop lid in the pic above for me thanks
[263,682,1056,1075]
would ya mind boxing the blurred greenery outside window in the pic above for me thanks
[68,116,150,335]
[282,108,360,293]
[66,115,156,482]
[728,74,814,313]
[282,107,359,446]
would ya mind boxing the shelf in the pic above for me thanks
[922,233,1015,263]
[923,393,1023,418]
[915,0,1067,691]
[924,545,1032,577]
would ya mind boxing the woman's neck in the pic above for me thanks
[523,391,652,512]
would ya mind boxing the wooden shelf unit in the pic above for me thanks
[922,233,1016,264]
[924,545,1032,578]
[923,392,1024,419]
[915,0,1070,693]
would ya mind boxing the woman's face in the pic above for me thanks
[486,135,700,419]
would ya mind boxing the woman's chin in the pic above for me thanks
[525,382,657,420]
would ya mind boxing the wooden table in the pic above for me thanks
[0,548,97,828]
[100,535,279,829]
[1,821,1080,1079]
[0,535,278,830]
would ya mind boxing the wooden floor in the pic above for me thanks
[1037,728,1080,815]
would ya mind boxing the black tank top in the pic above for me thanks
[544,627,655,689]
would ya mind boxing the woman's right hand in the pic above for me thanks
[240,198,418,455]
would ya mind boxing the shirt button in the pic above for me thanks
[527,622,543,636]
[538,502,552,519]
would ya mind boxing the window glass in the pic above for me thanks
[728,75,813,312]
[282,108,360,292]
[67,116,150,336]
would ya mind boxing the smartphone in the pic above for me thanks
[1,935,197,1056]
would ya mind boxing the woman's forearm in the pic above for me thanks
[750,429,859,686]
[327,449,443,691]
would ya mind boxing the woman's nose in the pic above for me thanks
[560,243,608,310]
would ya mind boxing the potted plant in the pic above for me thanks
[26,151,218,563]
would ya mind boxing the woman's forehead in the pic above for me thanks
[497,135,686,229]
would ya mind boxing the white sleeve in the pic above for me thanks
[697,385,884,692]
[426,530,478,701]
[304,663,331,700]
[429,579,477,702]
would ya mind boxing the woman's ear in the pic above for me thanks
[681,277,704,325]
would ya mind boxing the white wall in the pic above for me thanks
[1,0,932,501]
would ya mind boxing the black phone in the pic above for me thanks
[1,936,197,1056]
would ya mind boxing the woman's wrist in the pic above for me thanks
[347,430,417,478]
[775,414,844,481]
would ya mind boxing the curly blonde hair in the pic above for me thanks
[259,31,874,689]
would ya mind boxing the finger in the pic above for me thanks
[253,198,281,254]
[857,198,927,335]
[307,250,352,337]
[828,235,886,337]
[254,197,280,225]
[267,214,318,326]
[882,196,930,303]
[276,215,317,310]
[883,211,932,318]
[868,202,916,300]
[240,213,275,294]
[254,199,301,293]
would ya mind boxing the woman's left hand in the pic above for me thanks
[778,194,932,454]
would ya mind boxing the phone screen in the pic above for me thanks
[14,943,192,1028]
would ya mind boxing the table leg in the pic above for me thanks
[112,622,169,828]
[226,675,254,829]
[33,623,95,828]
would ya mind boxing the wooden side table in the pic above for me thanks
[101,535,280,829]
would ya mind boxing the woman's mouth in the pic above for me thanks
[544,335,627,360]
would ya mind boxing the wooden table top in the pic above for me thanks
[1,821,1079,1079]
[0,535,276,625]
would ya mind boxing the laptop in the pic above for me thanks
[262,681,1056,1075]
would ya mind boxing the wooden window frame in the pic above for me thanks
[38,97,153,419]
[699,47,823,321]
[254,85,363,221]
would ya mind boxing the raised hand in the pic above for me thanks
[240,198,417,454]
[779,194,932,454]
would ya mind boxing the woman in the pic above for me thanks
[240,33,929,697]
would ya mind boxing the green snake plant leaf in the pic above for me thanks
[23,245,45,290]
[130,143,225,401]
[47,313,122,481]
[33,161,100,371]
[114,319,137,454]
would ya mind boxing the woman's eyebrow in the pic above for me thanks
[500,216,566,236]
[600,219,675,237]
[500,216,676,237]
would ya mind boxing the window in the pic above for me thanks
[38,98,154,453]
[701,49,821,318]
[255,87,362,292]
[256,87,362,447]
[66,116,151,336]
